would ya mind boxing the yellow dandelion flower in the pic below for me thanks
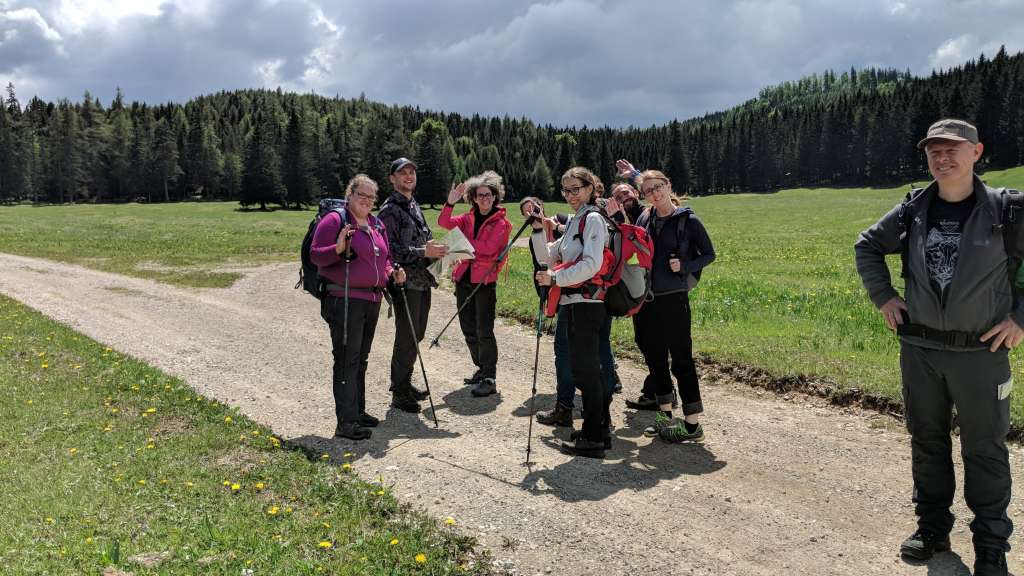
[222,480,231,486]
[231,483,241,491]
[445,516,456,526]
[137,479,146,485]
[318,541,332,549]
[85,537,93,544]
[343,451,353,458]
[146,444,155,449]
[285,507,293,513]
[68,448,77,455]
[110,408,119,413]
[390,538,399,546]
[341,463,351,471]
[376,490,385,496]
[320,453,329,460]
[145,407,156,414]
[267,506,279,516]
[45,517,54,524]
[415,553,427,563]
[255,482,265,490]
[185,481,194,487]
[41,363,48,369]
[26,400,32,405]
[224,416,232,423]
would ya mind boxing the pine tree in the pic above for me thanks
[411,118,455,208]
[153,118,183,203]
[241,109,284,210]
[282,107,318,208]
[530,155,554,200]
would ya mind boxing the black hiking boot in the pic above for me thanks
[974,547,1008,576]
[411,385,430,401]
[334,422,372,441]
[625,394,657,410]
[899,529,951,561]
[464,371,483,386]
[470,378,497,397]
[570,428,612,450]
[390,390,421,414]
[357,413,379,428]
[560,436,606,459]
[536,403,572,427]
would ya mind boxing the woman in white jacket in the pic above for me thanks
[535,166,611,459]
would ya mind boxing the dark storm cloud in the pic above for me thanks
[2,0,1022,125]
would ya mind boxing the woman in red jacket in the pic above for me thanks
[438,171,513,397]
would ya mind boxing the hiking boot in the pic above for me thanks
[658,419,705,444]
[470,378,497,397]
[643,412,673,438]
[899,529,951,561]
[973,547,1008,576]
[390,390,421,413]
[560,436,606,459]
[570,428,612,450]
[357,413,379,428]
[625,394,657,410]
[411,385,430,401]
[334,422,372,441]
[536,403,573,427]
[464,372,483,386]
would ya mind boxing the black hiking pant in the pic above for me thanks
[632,291,704,415]
[391,287,431,394]
[455,279,498,380]
[899,342,1013,551]
[566,302,611,442]
[322,296,381,426]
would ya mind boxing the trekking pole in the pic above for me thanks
[340,234,352,415]
[525,264,548,465]
[429,218,534,349]
[396,269,439,427]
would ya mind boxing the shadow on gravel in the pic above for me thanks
[900,551,971,575]
[510,393,557,417]
[286,409,462,464]
[519,428,727,502]
[442,387,502,416]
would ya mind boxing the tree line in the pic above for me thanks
[1,47,1022,208]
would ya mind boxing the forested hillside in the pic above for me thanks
[1,47,1022,208]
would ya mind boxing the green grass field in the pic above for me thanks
[0,294,489,575]
[1,167,1023,427]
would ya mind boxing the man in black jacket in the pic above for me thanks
[855,119,1017,575]
[378,158,449,413]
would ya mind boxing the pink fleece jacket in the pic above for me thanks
[438,204,512,284]
[310,211,394,302]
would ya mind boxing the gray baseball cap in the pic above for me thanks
[390,157,417,174]
[917,118,979,149]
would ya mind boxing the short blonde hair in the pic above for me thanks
[462,170,506,204]
[344,174,378,198]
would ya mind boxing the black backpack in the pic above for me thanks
[296,198,348,300]
[898,186,1024,298]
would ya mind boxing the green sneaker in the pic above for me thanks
[643,412,672,437]
[658,420,704,444]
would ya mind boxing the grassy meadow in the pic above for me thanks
[0,294,489,575]
[1,166,1024,428]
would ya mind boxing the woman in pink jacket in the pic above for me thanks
[311,174,405,440]
[438,171,513,397]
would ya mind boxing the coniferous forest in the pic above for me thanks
[1,47,1023,208]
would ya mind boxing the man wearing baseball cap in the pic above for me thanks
[855,119,1015,575]
[379,157,449,413]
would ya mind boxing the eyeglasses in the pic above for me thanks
[561,183,591,196]
[353,191,377,201]
[641,182,669,196]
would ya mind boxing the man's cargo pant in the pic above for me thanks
[900,342,1013,551]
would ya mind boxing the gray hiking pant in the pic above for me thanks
[899,342,1013,551]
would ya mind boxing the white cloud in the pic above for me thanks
[2,0,1024,126]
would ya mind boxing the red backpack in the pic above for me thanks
[545,207,654,317]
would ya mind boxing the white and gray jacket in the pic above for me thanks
[546,205,609,305]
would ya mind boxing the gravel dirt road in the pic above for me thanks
[1,252,1020,576]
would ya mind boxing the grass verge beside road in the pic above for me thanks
[0,294,489,575]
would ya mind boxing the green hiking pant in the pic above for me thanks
[899,342,1013,551]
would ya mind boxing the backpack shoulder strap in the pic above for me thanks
[999,187,1024,258]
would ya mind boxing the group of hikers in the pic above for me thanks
[309,155,716,456]
[309,117,1015,575]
